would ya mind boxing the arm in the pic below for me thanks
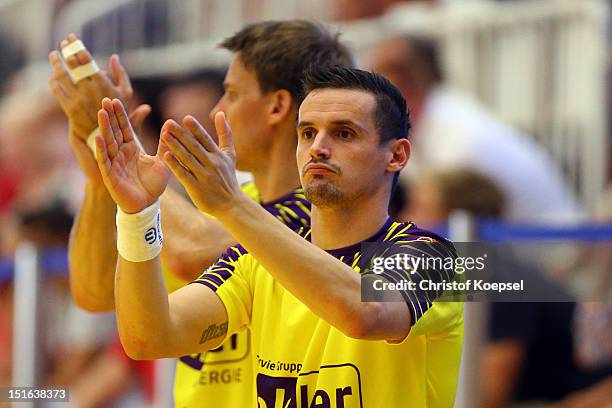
[221,198,409,340]
[552,376,612,408]
[68,181,118,311]
[94,98,230,359]
[161,113,412,341]
[160,188,236,281]
[49,34,145,311]
[50,35,236,310]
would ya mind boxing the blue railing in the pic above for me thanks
[433,220,612,242]
[1,221,612,283]
[0,247,69,283]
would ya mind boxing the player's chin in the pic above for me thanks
[304,175,332,187]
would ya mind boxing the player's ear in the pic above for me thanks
[386,138,410,174]
[267,89,293,126]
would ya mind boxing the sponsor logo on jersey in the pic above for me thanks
[257,363,362,408]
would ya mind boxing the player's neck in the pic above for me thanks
[310,190,390,250]
[251,130,300,203]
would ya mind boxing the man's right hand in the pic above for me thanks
[95,98,170,214]
[48,34,150,184]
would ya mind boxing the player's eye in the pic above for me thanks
[338,129,354,140]
[301,128,316,139]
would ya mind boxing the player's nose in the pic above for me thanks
[309,131,332,160]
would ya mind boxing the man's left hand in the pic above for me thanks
[160,112,246,216]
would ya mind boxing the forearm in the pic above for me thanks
[116,254,229,359]
[69,182,118,311]
[217,197,394,339]
[160,188,237,280]
[115,256,172,359]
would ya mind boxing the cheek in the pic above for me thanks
[296,142,308,165]
[348,148,384,174]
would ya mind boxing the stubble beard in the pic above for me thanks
[304,177,362,209]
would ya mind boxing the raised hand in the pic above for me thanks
[95,98,170,213]
[160,112,244,216]
[49,34,150,184]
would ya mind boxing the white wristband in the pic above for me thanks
[116,200,163,262]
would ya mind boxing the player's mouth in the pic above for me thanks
[303,163,339,176]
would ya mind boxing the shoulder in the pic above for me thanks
[264,187,311,230]
[215,244,250,264]
[383,221,456,257]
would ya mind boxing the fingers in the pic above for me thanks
[94,133,113,185]
[156,134,170,160]
[111,98,135,143]
[63,34,92,69]
[49,78,67,102]
[49,51,76,94]
[163,151,197,186]
[109,54,133,99]
[214,112,235,159]
[101,97,123,146]
[162,119,214,168]
[161,128,206,174]
[98,108,119,159]
[182,116,219,153]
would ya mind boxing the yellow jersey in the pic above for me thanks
[194,219,464,407]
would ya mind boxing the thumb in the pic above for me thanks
[128,104,151,136]
[214,112,235,160]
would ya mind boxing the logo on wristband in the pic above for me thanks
[145,227,157,244]
[144,214,162,245]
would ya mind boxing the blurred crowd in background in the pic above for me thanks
[0,0,610,407]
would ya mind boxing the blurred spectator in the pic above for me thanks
[398,168,505,227]
[0,89,84,218]
[369,35,581,223]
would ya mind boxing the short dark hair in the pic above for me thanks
[219,20,354,104]
[302,67,411,191]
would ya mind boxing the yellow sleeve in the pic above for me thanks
[409,300,464,337]
[192,245,254,337]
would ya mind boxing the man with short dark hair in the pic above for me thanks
[50,21,353,407]
[98,66,464,407]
